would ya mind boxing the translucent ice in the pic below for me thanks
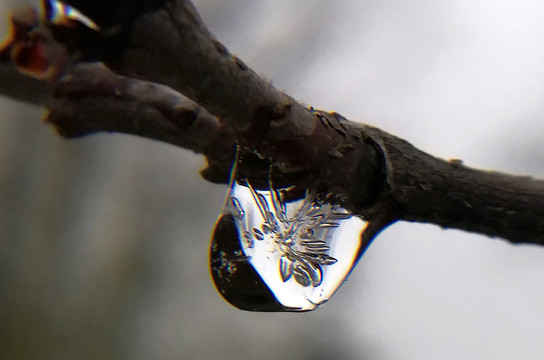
[210,179,368,312]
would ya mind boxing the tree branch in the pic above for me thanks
[361,125,544,245]
[47,62,236,183]
[2,0,544,247]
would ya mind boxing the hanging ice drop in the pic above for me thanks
[210,172,369,312]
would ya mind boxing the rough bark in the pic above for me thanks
[1,0,544,247]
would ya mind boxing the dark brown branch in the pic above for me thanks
[47,62,236,183]
[59,0,389,223]
[1,0,544,247]
[78,1,371,176]
[361,125,544,245]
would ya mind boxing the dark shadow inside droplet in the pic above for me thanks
[210,214,286,312]
[234,153,272,189]
[233,152,309,193]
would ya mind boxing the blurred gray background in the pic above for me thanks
[2,0,544,359]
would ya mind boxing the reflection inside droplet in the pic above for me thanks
[210,174,369,312]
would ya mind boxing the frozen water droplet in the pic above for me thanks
[210,176,369,311]
[209,150,370,311]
